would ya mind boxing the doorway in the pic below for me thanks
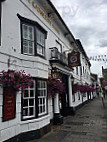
[60,74,69,116]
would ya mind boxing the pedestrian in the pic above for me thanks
[100,90,105,108]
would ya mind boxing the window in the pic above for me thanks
[21,18,47,57]
[37,80,47,116]
[22,79,47,120]
[76,67,78,75]
[22,81,36,119]
[22,24,34,55]
[36,28,45,56]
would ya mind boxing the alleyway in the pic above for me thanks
[29,98,107,142]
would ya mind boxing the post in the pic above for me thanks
[54,93,60,114]
[54,93,63,125]
[68,76,75,115]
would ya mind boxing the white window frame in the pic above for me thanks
[21,19,46,58]
[37,80,47,116]
[22,24,34,55]
[22,81,36,119]
[36,28,45,56]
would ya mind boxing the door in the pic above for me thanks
[60,74,69,116]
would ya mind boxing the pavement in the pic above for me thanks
[28,97,107,142]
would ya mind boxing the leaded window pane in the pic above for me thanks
[36,28,45,56]
[37,80,47,116]
[22,81,35,119]
[22,24,34,55]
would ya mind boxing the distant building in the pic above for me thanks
[90,73,100,97]
[100,66,107,92]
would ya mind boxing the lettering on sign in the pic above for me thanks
[27,0,60,35]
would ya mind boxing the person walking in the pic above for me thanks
[100,90,105,108]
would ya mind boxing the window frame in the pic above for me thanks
[19,15,47,58]
[21,78,48,121]
[37,79,48,117]
[36,26,46,57]
[21,23,35,56]
[21,80,36,120]
[76,67,78,75]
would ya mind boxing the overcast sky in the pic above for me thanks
[51,0,107,76]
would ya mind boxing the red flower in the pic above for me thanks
[0,70,33,92]
[47,77,65,97]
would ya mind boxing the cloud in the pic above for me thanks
[99,39,107,47]
[51,0,107,76]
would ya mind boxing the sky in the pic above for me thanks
[51,0,107,77]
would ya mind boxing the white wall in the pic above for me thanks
[0,0,74,141]
[0,86,50,142]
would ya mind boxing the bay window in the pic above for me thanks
[20,17,47,57]
[22,79,47,120]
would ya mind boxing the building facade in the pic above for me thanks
[0,0,92,141]
[70,39,92,110]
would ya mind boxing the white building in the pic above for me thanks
[71,39,92,109]
[0,0,92,141]
[0,0,76,141]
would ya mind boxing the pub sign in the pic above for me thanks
[68,51,81,67]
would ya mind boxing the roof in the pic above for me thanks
[46,0,78,47]
[76,39,91,66]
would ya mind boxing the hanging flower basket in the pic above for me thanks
[0,70,34,92]
[78,85,96,93]
[47,77,65,98]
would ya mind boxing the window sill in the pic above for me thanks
[20,114,50,124]
[20,54,48,65]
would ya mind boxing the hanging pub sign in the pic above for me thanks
[68,51,81,67]
[3,88,16,121]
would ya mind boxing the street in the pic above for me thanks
[28,98,107,142]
